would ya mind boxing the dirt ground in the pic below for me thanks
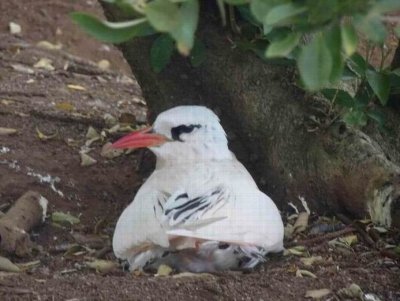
[0,1,399,301]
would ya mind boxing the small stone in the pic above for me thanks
[9,22,21,34]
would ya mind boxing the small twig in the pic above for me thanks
[30,109,105,128]
[0,90,46,97]
[94,245,112,259]
[286,226,356,247]
[336,213,376,248]
[0,287,37,295]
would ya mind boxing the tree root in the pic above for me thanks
[286,227,356,248]
[0,191,48,256]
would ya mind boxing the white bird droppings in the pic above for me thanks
[0,146,10,154]
[26,169,64,197]
[39,196,49,222]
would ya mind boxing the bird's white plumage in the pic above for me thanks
[112,106,284,272]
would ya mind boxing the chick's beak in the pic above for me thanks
[112,126,167,149]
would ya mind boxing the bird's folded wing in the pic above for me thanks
[163,190,284,252]
[155,186,228,228]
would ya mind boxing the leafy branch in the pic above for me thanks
[72,0,400,128]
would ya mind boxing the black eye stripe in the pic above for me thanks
[171,124,201,141]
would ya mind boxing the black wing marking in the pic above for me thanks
[237,246,267,269]
[161,187,227,227]
[153,192,170,219]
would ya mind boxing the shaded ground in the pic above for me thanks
[0,1,399,301]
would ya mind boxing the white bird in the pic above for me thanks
[112,106,284,273]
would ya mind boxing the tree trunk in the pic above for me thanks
[101,3,400,228]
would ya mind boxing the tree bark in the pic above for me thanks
[101,3,400,228]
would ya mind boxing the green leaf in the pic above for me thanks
[250,0,280,23]
[70,13,154,43]
[341,22,358,56]
[170,0,199,55]
[144,0,180,32]
[237,5,261,26]
[223,0,248,5]
[367,109,386,127]
[325,25,343,83]
[150,35,175,73]
[190,39,206,67]
[347,53,367,77]
[366,70,390,105]
[354,14,387,44]
[322,89,354,108]
[265,32,300,58]
[343,110,368,127]
[354,85,373,109]
[297,34,332,91]
[265,3,307,26]
[144,0,199,55]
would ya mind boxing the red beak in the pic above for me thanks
[112,127,167,149]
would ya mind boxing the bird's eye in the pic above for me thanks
[171,124,201,141]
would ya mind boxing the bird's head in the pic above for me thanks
[112,106,232,165]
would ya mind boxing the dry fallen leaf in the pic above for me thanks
[36,40,62,50]
[338,283,363,299]
[101,142,124,159]
[173,272,214,279]
[85,126,101,147]
[284,223,294,239]
[117,75,135,84]
[63,244,85,257]
[0,127,17,135]
[329,234,358,250]
[284,245,308,257]
[0,256,21,273]
[86,126,100,140]
[86,260,117,274]
[9,22,21,34]
[340,234,358,246]
[51,211,80,225]
[11,64,35,74]
[293,212,309,234]
[300,256,323,266]
[80,152,97,166]
[36,127,57,141]
[33,58,55,71]
[305,288,331,299]
[156,264,173,276]
[97,59,110,70]
[296,269,317,278]
[103,113,118,127]
[55,102,75,112]
[1,99,15,105]
[67,84,86,91]
[106,124,121,134]
[16,260,41,271]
